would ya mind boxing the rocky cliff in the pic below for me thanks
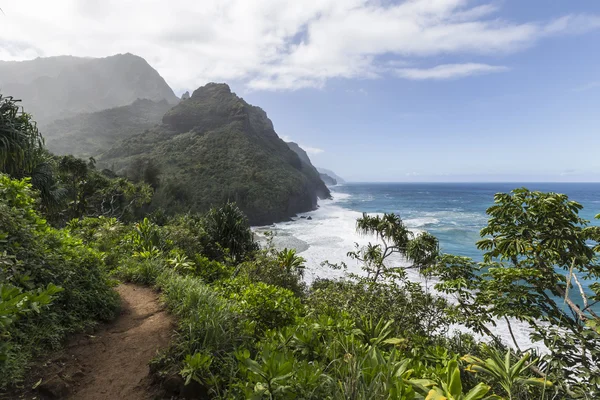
[101,83,330,224]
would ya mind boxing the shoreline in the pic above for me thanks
[253,189,548,353]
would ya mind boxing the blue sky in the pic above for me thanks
[238,2,600,182]
[2,0,600,182]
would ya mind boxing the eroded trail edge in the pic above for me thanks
[37,284,173,400]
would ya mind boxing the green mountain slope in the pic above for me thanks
[101,83,330,224]
[317,167,345,183]
[43,99,173,158]
[0,53,179,124]
[286,141,335,187]
[319,173,338,186]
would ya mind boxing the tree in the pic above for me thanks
[431,188,600,396]
[0,95,62,209]
[0,95,43,177]
[277,248,306,278]
[204,202,258,262]
[127,157,161,189]
[351,213,439,282]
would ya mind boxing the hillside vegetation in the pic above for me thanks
[101,83,331,224]
[43,98,173,158]
[1,89,599,400]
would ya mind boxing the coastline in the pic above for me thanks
[253,188,548,353]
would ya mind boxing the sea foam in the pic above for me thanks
[254,192,547,353]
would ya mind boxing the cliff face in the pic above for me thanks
[101,83,330,225]
[319,173,338,186]
[286,141,331,197]
[317,167,346,184]
[0,53,178,124]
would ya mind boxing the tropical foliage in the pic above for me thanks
[1,91,598,399]
[0,175,119,387]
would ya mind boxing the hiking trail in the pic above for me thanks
[20,284,174,399]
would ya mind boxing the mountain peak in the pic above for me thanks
[162,82,246,133]
[0,54,178,124]
[191,82,232,98]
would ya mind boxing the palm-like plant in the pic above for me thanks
[352,213,416,282]
[462,347,552,400]
[0,95,65,213]
[277,248,306,277]
[0,95,44,177]
[205,202,257,261]
[411,360,495,400]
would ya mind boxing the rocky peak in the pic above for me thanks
[162,83,253,134]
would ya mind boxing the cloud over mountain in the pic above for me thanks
[1,1,599,91]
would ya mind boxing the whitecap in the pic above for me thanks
[254,191,547,353]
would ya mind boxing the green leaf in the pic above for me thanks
[463,383,490,400]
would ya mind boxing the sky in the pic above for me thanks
[1,0,600,182]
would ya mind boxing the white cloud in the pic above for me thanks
[281,135,324,155]
[394,63,508,80]
[0,1,598,91]
[345,88,368,95]
[302,146,325,155]
[574,81,600,92]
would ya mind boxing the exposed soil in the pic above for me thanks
[7,284,174,399]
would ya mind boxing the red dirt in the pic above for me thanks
[9,284,174,399]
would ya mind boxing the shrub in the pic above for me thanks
[204,202,258,261]
[218,278,303,335]
[192,254,233,283]
[240,247,307,297]
[117,258,166,285]
[0,175,119,387]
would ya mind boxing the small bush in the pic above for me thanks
[240,247,307,297]
[0,175,119,387]
[156,271,247,359]
[218,278,303,335]
[192,254,233,283]
[117,258,165,285]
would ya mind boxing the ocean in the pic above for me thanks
[255,182,600,350]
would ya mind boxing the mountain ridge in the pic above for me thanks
[43,98,173,159]
[0,53,179,124]
[100,83,331,225]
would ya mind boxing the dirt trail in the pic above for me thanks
[23,284,174,399]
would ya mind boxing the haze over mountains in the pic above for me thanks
[0,53,179,124]
[101,82,331,224]
[43,98,173,158]
[0,53,343,224]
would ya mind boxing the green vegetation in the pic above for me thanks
[0,175,119,387]
[43,98,172,158]
[1,89,599,399]
[99,83,331,225]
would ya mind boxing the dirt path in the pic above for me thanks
[23,284,174,399]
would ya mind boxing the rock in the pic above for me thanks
[38,376,70,398]
[181,91,190,100]
[180,380,210,399]
[307,216,312,220]
[300,216,306,219]
[101,82,330,225]
[72,370,85,380]
[162,374,184,395]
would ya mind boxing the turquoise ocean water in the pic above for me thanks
[259,182,600,348]
[332,182,600,308]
